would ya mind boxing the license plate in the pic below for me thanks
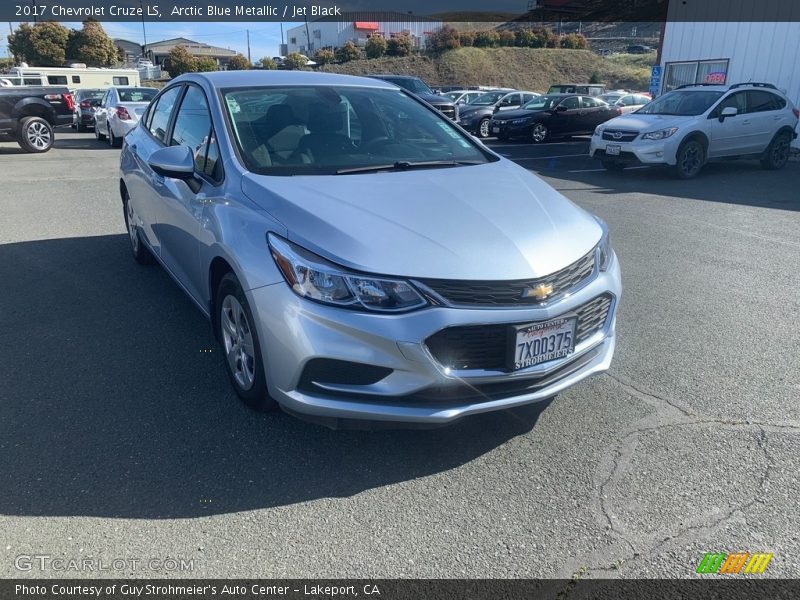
[492,126,500,133]
[606,144,621,156]
[510,317,576,371]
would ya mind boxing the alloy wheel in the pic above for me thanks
[26,122,51,150]
[126,201,139,253]
[531,123,548,143]
[479,119,490,138]
[772,138,790,167]
[221,295,256,391]
[679,142,702,177]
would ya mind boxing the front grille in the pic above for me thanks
[424,293,614,371]
[602,130,638,142]
[418,249,595,307]
[433,104,457,120]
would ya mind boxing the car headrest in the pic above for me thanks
[307,104,344,134]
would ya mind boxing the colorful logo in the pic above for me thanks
[696,552,773,574]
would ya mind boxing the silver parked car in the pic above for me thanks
[95,86,158,147]
[119,71,621,425]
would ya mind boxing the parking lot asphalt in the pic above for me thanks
[1,130,799,579]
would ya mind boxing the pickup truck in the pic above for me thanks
[0,86,74,152]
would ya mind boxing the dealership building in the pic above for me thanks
[284,12,443,54]
[657,1,800,146]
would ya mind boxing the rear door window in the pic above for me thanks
[747,90,781,113]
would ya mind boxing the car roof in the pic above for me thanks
[180,70,398,89]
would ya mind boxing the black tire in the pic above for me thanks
[76,121,87,133]
[109,125,122,148]
[601,160,625,171]
[123,195,156,266]
[95,122,106,141]
[760,132,791,170]
[530,122,549,144]
[216,272,276,412]
[673,138,705,179]
[17,116,54,153]
[477,117,491,138]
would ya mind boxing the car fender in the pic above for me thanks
[12,97,56,124]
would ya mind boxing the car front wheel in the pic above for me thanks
[531,122,549,144]
[123,195,155,265]
[478,117,491,138]
[217,273,276,412]
[760,132,791,170]
[674,139,705,179]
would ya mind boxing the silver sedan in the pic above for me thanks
[119,71,621,426]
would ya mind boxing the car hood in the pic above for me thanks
[241,160,601,280]
[417,93,452,105]
[459,105,494,117]
[602,113,692,131]
[493,108,546,120]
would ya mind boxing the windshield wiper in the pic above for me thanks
[336,160,481,175]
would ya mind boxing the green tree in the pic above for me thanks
[164,45,197,77]
[428,25,460,53]
[8,22,71,66]
[227,54,251,70]
[335,41,360,63]
[67,19,117,66]
[365,35,387,59]
[589,71,602,84]
[283,52,307,70]
[313,48,335,65]
[195,57,218,72]
[258,57,277,70]
[386,34,413,57]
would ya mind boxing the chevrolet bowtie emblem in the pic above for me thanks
[523,283,554,301]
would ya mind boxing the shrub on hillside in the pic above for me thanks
[498,31,516,47]
[314,49,335,65]
[473,30,500,48]
[335,41,360,63]
[560,33,588,49]
[427,25,460,53]
[164,45,197,77]
[459,31,475,47]
[365,35,387,58]
[387,34,413,57]
[514,29,535,47]
[195,57,218,72]
[283,52,308,70]
[227,54,251,70]
[259,57,277,70]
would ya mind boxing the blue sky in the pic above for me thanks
[2,21,287,63]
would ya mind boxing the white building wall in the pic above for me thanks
[286,19,441,54]
[660,21,800,147]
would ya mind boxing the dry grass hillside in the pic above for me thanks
[321,47,654,92]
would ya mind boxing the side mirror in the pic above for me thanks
[719,106,738,121]
[148,145,195,180]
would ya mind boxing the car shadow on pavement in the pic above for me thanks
[542,159,800,211]
[0,234,548,519]
[53,136,114,151]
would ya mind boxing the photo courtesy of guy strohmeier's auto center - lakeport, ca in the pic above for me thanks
[0,0,799,598]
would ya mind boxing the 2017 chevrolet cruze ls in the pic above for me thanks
[119,71,621,426]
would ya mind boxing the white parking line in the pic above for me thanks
[567,166,650,173]
[508,153,589,160]
[488,141,587,149]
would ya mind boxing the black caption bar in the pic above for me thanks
[4,580,800,600]
[2,0,800,22]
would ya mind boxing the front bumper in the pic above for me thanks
[491,120,530,138]
[248,254,621,424]
[590,134,680,166]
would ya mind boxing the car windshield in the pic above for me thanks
[118,88,157,103]
[382,77,432,95]
[636,90,724,115]
[223,85,491,176]
[470,92,506,105]
[522,96,563,110]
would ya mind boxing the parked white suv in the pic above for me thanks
[590,83,799,178]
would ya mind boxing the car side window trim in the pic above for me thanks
[144,84,185,146]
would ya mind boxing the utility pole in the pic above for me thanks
[304,14,311,53]
[246,29,251,64]
[140,1,148,53]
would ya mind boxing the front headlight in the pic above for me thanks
[642,127,678,140]
[593,216,612,271]
[593,126,604,136]
[268,234,428,312]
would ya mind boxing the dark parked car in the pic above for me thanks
[458,90,540,138]
[72,88,105,132]
[547,84,607,96]
[0,85,74,152]
[626,45,652,54]
[490,94,622,143]
[366,75,458,121]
